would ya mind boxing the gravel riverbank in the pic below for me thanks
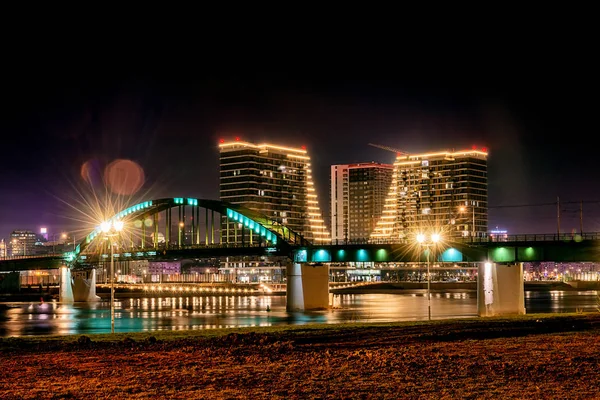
[1,313,600,399]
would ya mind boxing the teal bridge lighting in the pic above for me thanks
[4,196,600,270]
[71,197,308,261]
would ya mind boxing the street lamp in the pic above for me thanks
[179,221,184,248]
[416,232,441,321]
[101,219,124,333]
[52,233,67,254]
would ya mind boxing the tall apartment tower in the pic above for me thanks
[371,147,488,242]
[9,230,38,256]
[219,139,330,243]
[330,162,393,242]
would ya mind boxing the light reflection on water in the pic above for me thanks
[0,290,597,337]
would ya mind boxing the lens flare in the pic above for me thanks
[80,158,104,186]
[104,159,145,195]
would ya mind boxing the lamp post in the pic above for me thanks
[52,233,67,255]
[101,219,124,334]
[178,221,184,248]
[416,232,441,321]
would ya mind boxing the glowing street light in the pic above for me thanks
[52,233,67,255]
[178,221,184,248]
[416,231,442,321]
[101,219,124,334]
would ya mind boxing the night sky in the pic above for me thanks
[1,36,598,240]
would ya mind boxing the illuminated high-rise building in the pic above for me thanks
[330,162,393,242]
[219,139,330,243]
[9,230,37,256]
[371,147,488,242]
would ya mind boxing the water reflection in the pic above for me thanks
[0,290,597,337]
[524,290,599,313]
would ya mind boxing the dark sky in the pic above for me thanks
[1,33,598,240]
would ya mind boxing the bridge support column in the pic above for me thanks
[286,263,329,311]
[59,265,74,303]
[478,262,525,317]
[59,267,101,303]
[73,268,101,302]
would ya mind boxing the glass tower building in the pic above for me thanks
[330,162,393,243]
[219,140,330,244]
[371,147,488,242]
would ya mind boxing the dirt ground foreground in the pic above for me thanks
[2,313,600,399]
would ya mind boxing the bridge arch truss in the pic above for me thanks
[75,197,309,259]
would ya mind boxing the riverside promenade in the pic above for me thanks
[1,313,600,399]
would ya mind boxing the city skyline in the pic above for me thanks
[1,57,598,240]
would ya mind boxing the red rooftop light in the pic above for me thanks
[482,147,488,152]
[219,138,225,143]
[301,145,306,150]
[235,137,240,141]
[472,145,477,150]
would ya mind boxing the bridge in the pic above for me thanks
[2,197,600,315]
[3,232,599,269]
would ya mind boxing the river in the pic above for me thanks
[1,290,598,337]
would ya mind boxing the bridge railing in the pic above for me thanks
[83,231,600,257]
[5,232,600,262]
[0,254,64,261]
[330,232,600,245]
[466,232,600,243]
[78,242,285,258]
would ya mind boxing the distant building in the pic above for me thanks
[128,260,150,276]
[0,239,6,257]
[148,261,181,275]
[9,230,38,256]
[330,162,393,242]
[371,147,488,242]
[219,139,330,244]
[489,228,508,241]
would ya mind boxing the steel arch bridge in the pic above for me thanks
[70,197,310,263]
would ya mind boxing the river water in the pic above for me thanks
[1,290,598,337]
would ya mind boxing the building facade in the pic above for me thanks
[219,139,330,244]
[9,230,38,256]
[371,147,488,242]
[330,162,393,242]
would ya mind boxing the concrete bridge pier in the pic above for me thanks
[286,263,330,311]
[59,266,74,303]
[59,267,101,303]
[478,262,525,316]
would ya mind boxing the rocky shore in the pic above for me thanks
[1,313,600,399]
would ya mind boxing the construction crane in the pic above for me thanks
[368,143,409,156]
